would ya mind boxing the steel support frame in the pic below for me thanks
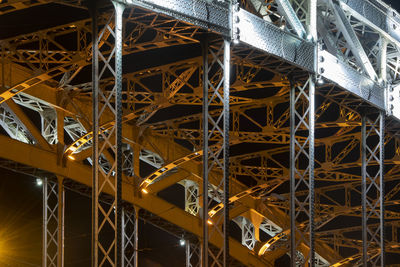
[290,76,316,266]
[0,102,35,144]
[42,177,65,267]
[239,217,256,250]
[185,180,200,216]
[122,207,138,267]
[361,112,385,266]
[202,37,230,267]
[40,108,58,145]
[186,239,202,267]
[91,1,125,266]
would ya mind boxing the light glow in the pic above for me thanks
[68,155,75,160]
[258,243,271,256]
[36,178,43,186]
[141,188,149,194]
[207,219,213,225]
[179,239,185,246]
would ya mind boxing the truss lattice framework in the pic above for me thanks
[42,177,64,267]
[290,77,316,266]
[202,38,231,267]
[2,0,400,266]
[122,207,138,267]
[362,112,385,266]
[91,2,124,266]
[186,239,202,267]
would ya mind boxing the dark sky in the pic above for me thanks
[2,0,400,266]
[388,0,400,11]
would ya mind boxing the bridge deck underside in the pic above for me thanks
[1,0,400,266]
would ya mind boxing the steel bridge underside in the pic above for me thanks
[1,0,400,266]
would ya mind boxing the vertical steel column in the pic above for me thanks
[186,242,190,267]
[57,177,65,267]
[186,240,201,267]
[42,178,47,267]
[114,3,125,265]
[202,38,231,267]
[289,1,317,265]
[134,209,138,267]
[91,1,125,266]
[290,76,315,266]
[42,178,62,267]
[90,2,99,265]
[1,44,11,90]
[361,112,385,266]
[122,207,138,267]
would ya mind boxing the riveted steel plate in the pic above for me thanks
[236,9,315,72]
[342,0,400,43]
[319,50,385,110]
[119,0,230,36]
[388,84,400,121]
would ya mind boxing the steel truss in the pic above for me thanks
[186,239,202,267]
[361,112,385,266]
[202,38,231,267]
[237,217,256,250]
[90,1,125,266]
[122,207,138,267]
[2,0,400,266]
[290,76,315,266]
[42,177,65,267]
[184,180,200,216]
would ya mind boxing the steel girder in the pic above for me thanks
[0,0,50,16]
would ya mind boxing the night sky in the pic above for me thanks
[1,0,400,266]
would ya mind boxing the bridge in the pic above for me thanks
[0,0,400,266]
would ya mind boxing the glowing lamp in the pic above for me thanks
[141,188,149,194]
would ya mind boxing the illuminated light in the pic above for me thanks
[68,155,75,160]
[306,34,312,40]
[141,188,149,194]
[36,178,43,186]
[258,243,271,256]
[179,239,186,246]
[207,219,213,225]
